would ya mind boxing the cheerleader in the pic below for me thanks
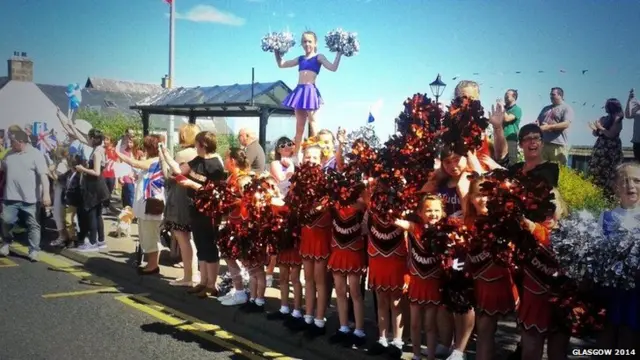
[267,136,296,287]
[219,148,251,307]
[463,176,518,360]
[421,147,483,359]
[326,189,367,347]
[275,31,342,155]
[365,203,408,358]
[290,144,333,338]
[238,176,276,313]
[394,195,446,360]
[518,189,570,360]
[596,163,640,352]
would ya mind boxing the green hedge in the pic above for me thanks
[558,166,614,213]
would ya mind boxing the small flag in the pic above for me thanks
[32,122,57,154]
[164,0,173,4]
[367,112,375,123]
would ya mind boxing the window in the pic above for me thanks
[104,100,117,108]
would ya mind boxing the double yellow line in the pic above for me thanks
[115,295,296,360]
[0,257,18,268]
[9,244,298,360]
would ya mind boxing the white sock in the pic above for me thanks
[292,309,302,318]
[314,318,325,328]
[378,337,388,346]
[392,338,403,348]
[249,298,255,303]
[255,298,265,306]
[339,325,350,333]
[279,305,290,314]
[303,315,313,324]
[354,329,366,337]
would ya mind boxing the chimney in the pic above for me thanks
[7,51,33,82]
[161,75,169,89]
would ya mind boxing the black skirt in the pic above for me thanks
[82,174,110,210]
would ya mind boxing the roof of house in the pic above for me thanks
[132,81,295,117]
[0,76,9,91]
[85,77,164,94]
[37,81,232,134]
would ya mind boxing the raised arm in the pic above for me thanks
[595,116,623,139]
[275,52,299,68]
[625,92,639,119]
[488,102,508,162]
[116,149,155,171]
[56,108,89,145]
[335,127,346,171]
[160,144,190,175]
[318,53,342,72]
[270,160,292,182]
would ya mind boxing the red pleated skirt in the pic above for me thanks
[517,272,552,333]
[241,252,268,271]
[407,275,442,306]
[299,226,331,260]
[474,264,519,316]
[368,255,407,293]
[328,247,367,274]
[277,248,302,267]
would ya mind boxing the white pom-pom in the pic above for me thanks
[261,31,296,55]
[552,210,640,289]
[325,28,360,57]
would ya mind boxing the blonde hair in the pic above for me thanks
[418,194,444,213]
[614,162,640,181]
[302,31,318,53]
[454,80,480,101]
[179,123,201,147]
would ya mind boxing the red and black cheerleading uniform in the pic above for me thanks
[517,225,559,333]
[406,221,444,305]
[299,207,332,260]
[275,205,302,267]
[327,205,367,274]
[366,211,408,292]
[466,236,519,316]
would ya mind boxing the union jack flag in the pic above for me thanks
[144,161,165,199]
[32,122,57,154]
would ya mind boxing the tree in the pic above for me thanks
[76,109,142,142]
[216,133,239,158]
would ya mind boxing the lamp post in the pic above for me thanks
[429,74,447,104]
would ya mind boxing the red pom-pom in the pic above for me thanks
[193,180,239,218]
[285,162,329,225]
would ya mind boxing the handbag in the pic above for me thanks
[144,198,165,215]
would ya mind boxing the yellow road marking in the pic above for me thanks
[9,244,115,286]
[128,295,297,359]
[0,257,18,267]
[42,287,120,299]
[115,295,258,359]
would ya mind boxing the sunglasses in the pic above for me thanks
[278,141,294,149]
[520,135,542,143]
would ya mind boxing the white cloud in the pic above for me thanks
[174,5,245,26]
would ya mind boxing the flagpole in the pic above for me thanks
[167,0,176,152]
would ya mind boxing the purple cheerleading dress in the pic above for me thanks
[282,55,324,110]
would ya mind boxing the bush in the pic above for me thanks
[558,165,614,213]
[76,109,142,143]
[215,134,239,158]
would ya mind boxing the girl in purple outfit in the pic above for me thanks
[275,31,342,155]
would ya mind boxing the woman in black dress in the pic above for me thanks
[160,131,226,298]
[74,128,110,252]
[588,98,624,198]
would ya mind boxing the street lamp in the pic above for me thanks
[429,74,447,104]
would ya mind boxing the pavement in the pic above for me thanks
[0,206,594,360]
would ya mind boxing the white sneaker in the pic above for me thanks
[28,251,39,262]
[218,290,236,302]
[446,349,465,360]
[0,243,10,257]
[266,275,274,287]
[221,291,248,306]
[50,238,66,247]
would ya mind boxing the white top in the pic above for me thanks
[599,206,640,235]
[272,158,295,197]
[132,164,165,221]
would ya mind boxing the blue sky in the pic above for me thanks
[2,0,639,146]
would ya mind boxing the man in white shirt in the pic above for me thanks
[0,130,51,261]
